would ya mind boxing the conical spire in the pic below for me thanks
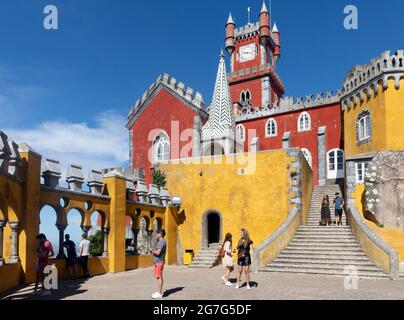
[227,12,235,25]
[272,21,279,33]
[202,52,235,140]
[261,1,269,14]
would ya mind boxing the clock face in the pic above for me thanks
[239,44,256,63]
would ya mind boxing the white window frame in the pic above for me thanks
[153,132,170,165]
[358,113,371,142]
[298,112,311,132]
[301,148,313,168]
[236,124,246,141]
[265,118,278,137]
[355,162,369,184]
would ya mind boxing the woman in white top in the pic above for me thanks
[221,233,234,286]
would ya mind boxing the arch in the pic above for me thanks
[265,118,278,137]
[298,112,311,132]
[125,215,135,254]
[240,90,252,106]
[65,209,85,253]
[0,196,6,221]
[88,211,104,236]
[301,148,313,168]
[137,216,150,255]
[39,205,58,258]
[152,131,170,165]
[236,124,246,141]
[201,210,223,248]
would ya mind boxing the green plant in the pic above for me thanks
[152,168,167,189]
[89,230,103,256]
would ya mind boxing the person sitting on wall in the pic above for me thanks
[63,234,77,279]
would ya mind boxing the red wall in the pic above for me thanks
[230,78,262,107]
[130,88,201,185]
[238,103,343,185]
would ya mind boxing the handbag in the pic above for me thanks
[219,245,225,258]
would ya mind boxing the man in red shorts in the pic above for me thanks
[149,229,166,300]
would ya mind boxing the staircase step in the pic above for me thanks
[273,258,375,266]
[267,262,383,272]
[275,254,371,261]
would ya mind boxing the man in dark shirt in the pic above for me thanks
[63,234,77,279]
[149,229,167,300]
[334,193,345,226]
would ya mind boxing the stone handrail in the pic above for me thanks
[347,206,399,280]
[253,207,300,273]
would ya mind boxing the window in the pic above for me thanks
[236,124,246,141]
[301,148,312,168]
[298,112,311,132]
[266,118,277,137]
[357,111,372,143]
[356,162,369,183]
[240,90,252,106]
[153,132,170,164]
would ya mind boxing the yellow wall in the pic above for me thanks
[344,81,387,158]
[125,255,153,271]
[0,263,21,295]
[161,150,293,258]
[385,79,404,150]
[351,184,404,263]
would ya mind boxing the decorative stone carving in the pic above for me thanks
[87,170,104,195]
[42,159,62,188]
[66,164,85,192]
[160,187,171,207]
[0,131,11,172]
[7,140,21,177]
[148,185,161,206]
[364,151,404,230]
[135,181,149,203]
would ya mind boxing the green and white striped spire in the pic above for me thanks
[202,51,235,140]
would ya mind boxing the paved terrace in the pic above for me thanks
[1,266,404,300]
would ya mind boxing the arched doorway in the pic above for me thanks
[202,210,222,248]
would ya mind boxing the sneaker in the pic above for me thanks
[246,285,251,290]
[225,281,233,286]
[235,284,240,290]
[152,292,163,299]
[221,276,226,283]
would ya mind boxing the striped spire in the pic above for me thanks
[202,52,235,140]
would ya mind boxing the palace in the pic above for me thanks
[0,2,403,295]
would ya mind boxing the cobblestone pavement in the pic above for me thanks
[2,266,404,300]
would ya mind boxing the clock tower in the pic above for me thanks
[225,2,285,112]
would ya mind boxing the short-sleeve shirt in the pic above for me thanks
[334,197,344,210]
[63,240,77,258]
[38,240,53,265]
[80,239,91,257]
[153,239,166,264]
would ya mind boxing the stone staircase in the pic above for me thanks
[188,243,221,269]
[262,184,389,279]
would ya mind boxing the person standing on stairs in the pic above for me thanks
[320,195,332,226]
[236,229,254,290]
[221,233,235,286]
[333,193,345,226]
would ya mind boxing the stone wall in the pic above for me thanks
[364,151,404,230]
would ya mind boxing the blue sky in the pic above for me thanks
[1,0,403,244]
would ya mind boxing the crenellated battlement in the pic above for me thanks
[235,22,260,39]
[127,73,208,128]
[235,90,342,122]
[342,50,404,109]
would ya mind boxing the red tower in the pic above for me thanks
[226,2,285,112]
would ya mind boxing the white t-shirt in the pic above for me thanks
[80,239,91,257]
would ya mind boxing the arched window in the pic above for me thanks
[301,148,312,168]
[298,112,311,132]
[240,90,252,106]
[266,118,277,137]
[153,132,170,165]
[236,124,246,141]
[357,110,372,143]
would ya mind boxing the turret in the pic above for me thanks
[272,22,281,65]
[225,13,236,57]
[259,2,271,47]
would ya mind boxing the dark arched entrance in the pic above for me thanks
[202,210,222,248]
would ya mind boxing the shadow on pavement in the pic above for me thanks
[164,287,185,298]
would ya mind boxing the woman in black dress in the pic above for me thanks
[235,229,254,290]
[320,195,332,226]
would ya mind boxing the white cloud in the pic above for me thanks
[6,111,129,180]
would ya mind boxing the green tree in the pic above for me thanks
[152,168,167,189]
[89,230,103,256]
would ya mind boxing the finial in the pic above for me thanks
[261,1,269,13]
[220,49,225,58]
[227,12,235,25]
[247,7,251,25]
[272,21,279,33]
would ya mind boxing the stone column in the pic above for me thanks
[56,224,67,259]
[0,221,5,266]
[147,230,154,253]
[8,222,20,263]
[282,132,291,149]
[317,126,327,186]
[132,229,140,256]
[102,228,110,257]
